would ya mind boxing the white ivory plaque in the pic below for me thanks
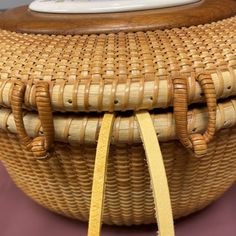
[29,0,200,14]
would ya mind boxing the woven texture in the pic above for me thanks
[0,14,236,228]
[0,17,235,112]
[0,127,236,225]
[0,98,236,144]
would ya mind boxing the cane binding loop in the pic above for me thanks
[173,73,217,157]
[11,81,55,160]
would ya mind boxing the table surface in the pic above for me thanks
[0,162,235,236]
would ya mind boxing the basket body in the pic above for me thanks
[0,4,236,230]
[1,127,236,225]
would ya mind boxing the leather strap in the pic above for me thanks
[136,111,175,236]
[88,113,115,236]
[88,111,174,235]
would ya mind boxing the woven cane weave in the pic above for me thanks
[0,97,236,225]
[1,127,236,225]
[0,17,235,112]
[0,98,235,144]
[0,8,235,232]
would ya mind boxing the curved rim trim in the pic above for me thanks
[0,97,235,144]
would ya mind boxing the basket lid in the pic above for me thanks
[0,1,235,113]
[0,0,236,35]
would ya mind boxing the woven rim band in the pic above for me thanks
[1,97,235,145]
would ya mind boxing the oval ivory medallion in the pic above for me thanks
[29,0,201,14]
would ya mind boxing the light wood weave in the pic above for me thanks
[0,126,236,225]
[0,13,235,232]
[0,96,235,226]
[0,98,236,145]
[0,17,235,112]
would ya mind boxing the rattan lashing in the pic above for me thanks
[0,12,235,234]
[11,81,54,159]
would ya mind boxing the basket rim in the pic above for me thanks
[0,69,235,113]
[0,96,235,145]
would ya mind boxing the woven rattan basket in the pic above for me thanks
[0,1,236,235]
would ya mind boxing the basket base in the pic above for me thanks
[0,128,236,225]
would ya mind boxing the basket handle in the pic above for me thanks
[11,81,54,160]
[88,111,175,236]
[88,113,115,236]
[173,74,217,156]
[136,111,175,236]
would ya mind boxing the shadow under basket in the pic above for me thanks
[0,1,236,235]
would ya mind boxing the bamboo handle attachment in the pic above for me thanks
[173,73,216,156]
[11,81,54,160]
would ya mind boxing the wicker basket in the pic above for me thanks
[0,2,236,235]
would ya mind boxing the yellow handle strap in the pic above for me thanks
[88,111,174,236]
[136,111,175,236]
[88,113,115,236]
